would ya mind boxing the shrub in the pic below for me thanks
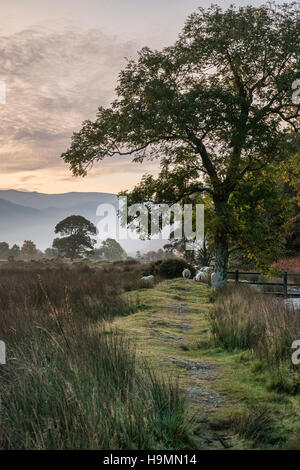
[124,258,139,265]
[149,258,195,279]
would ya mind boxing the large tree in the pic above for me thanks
[53,215,97,260]
[62,3,300,285]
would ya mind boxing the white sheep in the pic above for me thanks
[182,268,191,279]
[210,272,226,288]
[202,266,213,273]
[194,270,211,283]
[141,275,155,281]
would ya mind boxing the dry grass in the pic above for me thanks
[0,262,144,339]
[0,262,193,450]
[273,257,300,273]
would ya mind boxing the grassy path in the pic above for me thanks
[114,278,300,450]
[114,279,234,449]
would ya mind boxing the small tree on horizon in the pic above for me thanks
[0,242,10,260]
[98,238,127,261]
[44,247,59,259]
[10,244,20,258]
[53,215,97,260]
[21,240,38,260]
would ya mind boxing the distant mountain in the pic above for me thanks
[0,190,117,210]
[0,198,56,249]
[0,190,163,253]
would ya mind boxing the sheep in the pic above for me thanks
[202,266,213,273]
[194,270,210,283]
[182,268,191,279]
[141,275,155,281]
[211,272,227,288]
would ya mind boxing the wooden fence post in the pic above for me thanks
[235,269,239,284]
[283,271,288,298]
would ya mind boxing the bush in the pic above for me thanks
[149,258,195,279]
[124,258,139,265]
[112,258,138,266]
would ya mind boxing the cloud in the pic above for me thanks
[0,25,138,175]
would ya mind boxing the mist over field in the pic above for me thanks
[0,189,165,253]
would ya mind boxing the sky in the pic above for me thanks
[0,0,294,194]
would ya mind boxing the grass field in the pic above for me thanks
[1,262,300,449]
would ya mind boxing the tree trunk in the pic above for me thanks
[212,198,229,288]
[212,235,229,287]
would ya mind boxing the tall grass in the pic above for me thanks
[0,264,193,449]
[231,405,275,447]
[209,285,300,393]
[0,262,148,338]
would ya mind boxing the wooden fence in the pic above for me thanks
[227,270,300,298]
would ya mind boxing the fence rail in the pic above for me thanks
[227,270,300,298]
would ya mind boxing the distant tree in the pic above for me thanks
[99,238,127,261]
[62,3,300,286]
[157,249,166,260]
[86,247,104,261]
[53,215,97,260]
[141,249,167,262]
[44,247,59,258]
[143,251,159,262]
[0,242,10,259]
[10,244,20,258]
[135,250,142,260]
[21,240,38,260]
